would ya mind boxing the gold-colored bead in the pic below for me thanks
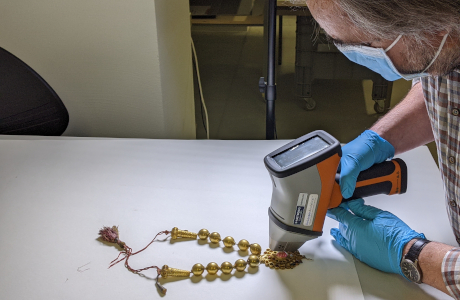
[209,232,221,244]
[221,261,233,274]
[237,239,250,251]
[171,227,197,239]
[234,259,247,272]
[206,262,219,275]
[222,236,235,248]
[250,243,262,255]
[191,263,205,276]
[198,229,210,240]
[247,255,260,267]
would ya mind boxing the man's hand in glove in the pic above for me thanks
[327,198,424,275]
[340,130,395,199]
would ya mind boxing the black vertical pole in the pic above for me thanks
[265,0,277,140]
[278,15,283,65]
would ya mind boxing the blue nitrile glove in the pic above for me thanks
[327,199,425,276]
[340,130,395,199]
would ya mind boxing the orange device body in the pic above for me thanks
[313,155,407,233]
[265,130,407,252]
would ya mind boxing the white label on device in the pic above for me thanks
[293,193,308,225]
[303,194,318,226]
[297,193,308,206]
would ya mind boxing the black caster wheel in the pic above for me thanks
[374,102,385,114]
[305,98,316,111]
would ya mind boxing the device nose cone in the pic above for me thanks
[269,237,309,252]
[269,237,287,251]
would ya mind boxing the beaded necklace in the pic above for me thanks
[99,226,310,295]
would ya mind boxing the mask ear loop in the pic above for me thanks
[385,35,403,52]
[421,33,449,72]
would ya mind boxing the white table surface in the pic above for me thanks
[0,136,455,300]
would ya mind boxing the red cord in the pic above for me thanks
[107,230,171,274]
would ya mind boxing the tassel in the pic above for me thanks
[98,226,170,274]
[99,226,120,243]
[99,226,126,248]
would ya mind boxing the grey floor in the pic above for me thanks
[191,16,437,161]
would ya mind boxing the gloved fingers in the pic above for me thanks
[330,228,352,253]
[365,130,395,162]
[338,222,352,241]
[339,201,349,210]
[327,206,359,227]
[339,155,361,199]
[347,198,383,220]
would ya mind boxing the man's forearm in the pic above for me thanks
[403,239,454,295]
[371,82,434,155]
[377,83,452,295]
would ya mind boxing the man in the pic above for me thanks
[305,0,460,297]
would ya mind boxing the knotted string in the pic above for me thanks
[98,226,171,293]
[99,226,170,272]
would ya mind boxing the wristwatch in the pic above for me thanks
[400,238,431,283]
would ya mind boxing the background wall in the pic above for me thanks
[1,0,196,139]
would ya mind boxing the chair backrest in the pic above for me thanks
[0,47,69,136]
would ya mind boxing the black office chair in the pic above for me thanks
[0,47,69,135]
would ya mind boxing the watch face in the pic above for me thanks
[401,259,421,283]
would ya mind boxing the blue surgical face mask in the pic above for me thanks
[335,34,449,81]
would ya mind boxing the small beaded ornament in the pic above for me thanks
[99,226,311,295]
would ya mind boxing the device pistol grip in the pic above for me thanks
[344,158,407,201]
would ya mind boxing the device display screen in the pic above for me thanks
[273,136,329,168]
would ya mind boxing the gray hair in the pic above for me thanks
[333,0,460,42]
[290,0,460,74]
